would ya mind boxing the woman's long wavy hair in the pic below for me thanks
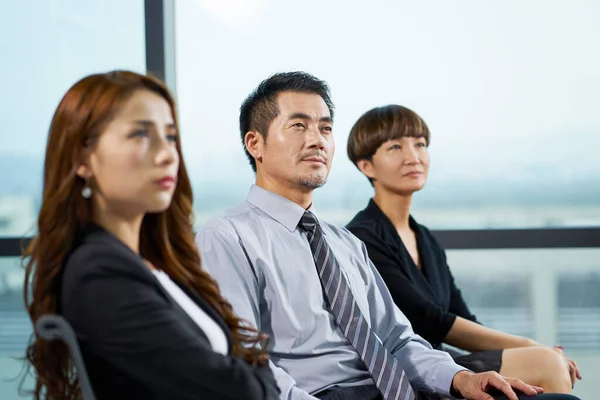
[23,70,267,399]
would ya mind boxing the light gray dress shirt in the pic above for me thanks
[196,185,466,400]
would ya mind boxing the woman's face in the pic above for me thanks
[77,89,180,218]
[362,136,430,195]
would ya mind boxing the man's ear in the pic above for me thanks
[245,130,264,164]
[356,159,376,180]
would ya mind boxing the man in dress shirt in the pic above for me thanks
[196,72,572,400]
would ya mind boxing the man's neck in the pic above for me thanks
[373,189,413,231]
[255,176,314,210]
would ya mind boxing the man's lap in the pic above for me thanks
[419,392,580,400]
[492,395,579,400]
[315,385,381,400]
[318,385,581,400]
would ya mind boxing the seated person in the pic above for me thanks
[22,71,279,400]
[196,71,576,400]
[345,104,581,395]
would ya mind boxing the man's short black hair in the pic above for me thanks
[239,71,335,172]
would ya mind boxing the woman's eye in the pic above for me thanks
[131,129,149,138]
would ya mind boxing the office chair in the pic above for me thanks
[35,314,97,400]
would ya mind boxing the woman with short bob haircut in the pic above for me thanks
[23,70,279,400]
[346,104,580,395]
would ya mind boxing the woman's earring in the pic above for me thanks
[81,181,92,198]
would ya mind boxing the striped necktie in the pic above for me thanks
[298,211,415,400]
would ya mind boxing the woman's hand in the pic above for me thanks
[552,345,582,386]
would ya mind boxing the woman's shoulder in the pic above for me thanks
[63,226,145,285]
[346,213,386,246]
[346,201,386,237]
[60,226,154,316]
[346,209,376,233]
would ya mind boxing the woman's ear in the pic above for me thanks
[357,158,376,180]
[76,164,92,180]
[76,149,93,179]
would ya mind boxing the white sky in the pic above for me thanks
[0,0,146,155]
[175,0,600,182]
[2,0,599,184]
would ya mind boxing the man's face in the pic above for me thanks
[255,91,334,192]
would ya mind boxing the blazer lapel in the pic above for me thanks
[410,218,446,303]
[173,280,234,352]
[366,200,436,298]
[86,224,234,354]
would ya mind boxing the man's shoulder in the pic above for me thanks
[320,218,364,250]
[199,201,256,232]
[196,202,257,252]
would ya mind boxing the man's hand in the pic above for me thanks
[451,370,543,400]
[552,346,582,386]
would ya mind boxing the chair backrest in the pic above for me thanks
[35,314,97,400]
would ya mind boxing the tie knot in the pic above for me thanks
[298,211,319,233]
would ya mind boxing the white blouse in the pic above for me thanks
[152,270,229,355]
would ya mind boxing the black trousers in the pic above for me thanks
[315,385,581,400]
[489,396,579,400]
[314,385,381,400]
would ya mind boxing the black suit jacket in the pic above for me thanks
[60,224,279,400]
[346,199,479,349]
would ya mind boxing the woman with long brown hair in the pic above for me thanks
[23,70,279,399]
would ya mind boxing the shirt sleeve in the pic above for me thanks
[345,230,467,397]
[197,225,319,400]
[349,226,458,347]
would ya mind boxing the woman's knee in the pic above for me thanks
[527,347,572,391]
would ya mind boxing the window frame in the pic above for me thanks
[1,0,598,257]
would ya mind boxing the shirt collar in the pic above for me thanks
[246,184,317,232]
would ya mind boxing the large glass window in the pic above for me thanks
[175,0,600,229]
[174,2,599,399]
[0,257,30,397]
[448,248,600,399]
[0,1,146,398]
[0,0,146,237]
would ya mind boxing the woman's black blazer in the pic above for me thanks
[60,224,279,400]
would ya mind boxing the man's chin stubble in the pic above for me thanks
[297,175,327,190]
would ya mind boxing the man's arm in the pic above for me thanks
[347,234,543,400]
[349,226,460,347]
[349,234,467,397]
[196,224,318,400]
